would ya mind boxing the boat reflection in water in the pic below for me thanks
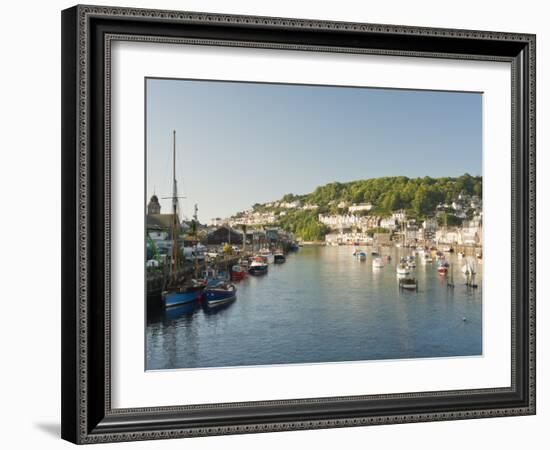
[147,245,482,370]
[163,300,200,321]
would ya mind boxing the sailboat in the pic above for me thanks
[461,257,477,275]
[161,131,205,308]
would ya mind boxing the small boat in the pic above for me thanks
[457,251,465,258]
[162,282,205,308]
[202,267,228,286]
[372,257,385,268]
[437,263,448,275]
[203,282,237,307]
[421,254,433,264]
[399,277,417,290]
[249,259,268,275]
[259,248,274,264]
[356,251,367,261]
[396,263,410,275]
[230,265,246,281]
[274,253,286,264]
[461,259,477,275]
[371,250,380,257]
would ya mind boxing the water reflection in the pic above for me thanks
[146,245,482,370]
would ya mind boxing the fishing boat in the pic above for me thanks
[161,131,205,308]
[230,265,246,281]
[274,253,286,264]
[259,248,274,264]
[372,257,385,268]
[399,277,418,290]
[396,263,410,275]
[249,259,268,275]
[203,282,237,307]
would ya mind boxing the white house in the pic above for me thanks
[348,203,372,213]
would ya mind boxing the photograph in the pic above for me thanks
[145,78,484,371]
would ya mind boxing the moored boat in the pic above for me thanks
[356,251,367,261]
[396,263,410,275]
[160,130,205,308]
[461,258,477,275]
[437,260,449,275]
[274,253,286,264]
[249,259,268,275]
[162,282,204,308]
[372,257,385,268]
[399,277,418,290]
[230,265,246,281]
[203,282,237,307]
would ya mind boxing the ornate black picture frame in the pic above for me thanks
[61,4,536,444]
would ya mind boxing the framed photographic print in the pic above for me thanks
[61,5,536,444]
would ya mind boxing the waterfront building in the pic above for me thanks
[404,224,419,243]
[206,226,243,246]
[435,228,460,245]
[302,204,319,210]
[380,217,398,230]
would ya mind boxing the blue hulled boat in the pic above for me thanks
[204,283,237,307]
[160,130,205,308]
[162,284,204,308]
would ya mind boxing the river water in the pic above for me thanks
[146,245,482,370]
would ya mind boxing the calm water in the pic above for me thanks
[146,246,482,370]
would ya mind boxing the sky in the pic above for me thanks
[146,78,482,223]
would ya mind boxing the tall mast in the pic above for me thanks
[171,130,178,282]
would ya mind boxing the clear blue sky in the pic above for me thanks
[146,78,482,223]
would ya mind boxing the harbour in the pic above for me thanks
[146,244,482,370]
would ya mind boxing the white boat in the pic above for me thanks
[421,254,433,264]
[396,263,410,275]
[399,277,417,290]
[259,248,274,264]
[372,257,385,268]
[461,258,477,275]
[457,251,465,258]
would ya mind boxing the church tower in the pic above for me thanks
[147,194,161,215]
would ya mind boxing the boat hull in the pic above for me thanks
[231,271,246,281]
[162,287,203,307]
[249,265,268,275]
[204,286,237,307]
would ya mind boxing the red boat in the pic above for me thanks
[231,265,246,281]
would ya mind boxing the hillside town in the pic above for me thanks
[206,190,483,249]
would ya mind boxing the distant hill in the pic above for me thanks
[250,174,482,241]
